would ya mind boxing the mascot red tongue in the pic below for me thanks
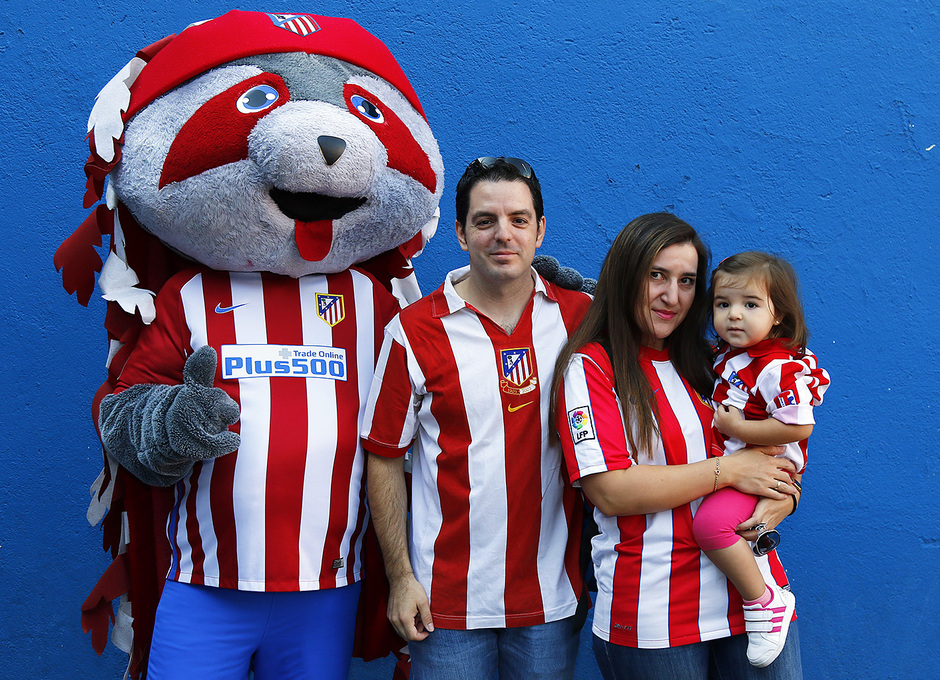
[56,10,443,678]
[295,220,334,261]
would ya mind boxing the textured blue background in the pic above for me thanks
[1,1,938,678]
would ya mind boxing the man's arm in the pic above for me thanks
[367,452,434,641]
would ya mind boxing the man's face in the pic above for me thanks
[456,179,545,289]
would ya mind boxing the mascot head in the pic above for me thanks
[61,9,443,316]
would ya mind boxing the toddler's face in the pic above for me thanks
[712,274,779,348]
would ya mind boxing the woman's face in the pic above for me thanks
[635,242,699,350]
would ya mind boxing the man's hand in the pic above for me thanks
[387,573,434,641]
[366,453,433,640]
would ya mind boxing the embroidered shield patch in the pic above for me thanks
[501,347,532,386]
[267,13,321,36]
[316,293,345,326]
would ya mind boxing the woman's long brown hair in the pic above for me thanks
[551,213,713,460]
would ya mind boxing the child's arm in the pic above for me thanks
[714,404,813,445]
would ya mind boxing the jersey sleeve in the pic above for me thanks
[113,276,193,392]
[556,346,635,485]
[360,316,420,458]
[374,280,402,327]
[758,350,831,426]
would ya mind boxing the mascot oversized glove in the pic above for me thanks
[99,346,240,487]
[533,254,597,294]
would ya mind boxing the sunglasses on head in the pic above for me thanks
[466,156,535,179]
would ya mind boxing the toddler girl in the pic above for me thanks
[692,251,830,668]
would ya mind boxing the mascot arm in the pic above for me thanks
[99,346,240,487]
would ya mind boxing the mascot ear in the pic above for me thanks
[532,254,596,295]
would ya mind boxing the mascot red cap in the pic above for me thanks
[125,11,426,121]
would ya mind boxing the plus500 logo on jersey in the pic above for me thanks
[221,344,347,381]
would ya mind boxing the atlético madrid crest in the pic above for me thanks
[500,347,537,396]
[316,292,345,326]
[267,13,320,36]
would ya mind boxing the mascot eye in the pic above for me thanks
[350,94,385,123]
[236,85,280,114]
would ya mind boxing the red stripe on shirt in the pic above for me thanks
[363,339,413,456]
[482,304,546,623]
[610,514,646,647]
[199,272,241,587]
[262,273,307,590]
[319,271,359,589]
[411,311,473,622]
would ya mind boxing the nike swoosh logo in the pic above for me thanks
[507,401,534,413]
[215,302,248,314]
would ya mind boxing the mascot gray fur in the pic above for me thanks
[56,10,442,678]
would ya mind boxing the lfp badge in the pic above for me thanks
[500,347,537,396]
[316,293,345,326]
[567,406,595,443]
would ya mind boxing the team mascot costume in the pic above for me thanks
[55,10,443,679]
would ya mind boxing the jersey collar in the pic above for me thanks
[430,265,551,319]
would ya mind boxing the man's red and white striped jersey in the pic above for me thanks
[361,267,591,629]
[557,343,792,649]
[712,338,830,472]
[115,267,398,592]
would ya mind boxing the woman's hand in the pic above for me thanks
[721,446,796,500]
[737,473,802,539]
[736,496,793,540]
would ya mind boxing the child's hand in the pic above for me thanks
[714,404,745,438]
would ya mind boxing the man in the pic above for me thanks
[361,157,591,679]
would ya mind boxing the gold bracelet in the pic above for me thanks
[713,457,720,492]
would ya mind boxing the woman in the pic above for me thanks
[552,214,802,679]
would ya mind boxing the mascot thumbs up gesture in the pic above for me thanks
[99,345,241,485]
[56,11,443,679]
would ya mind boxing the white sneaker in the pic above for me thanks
[742,584,796,668]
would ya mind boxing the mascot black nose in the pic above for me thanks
[318,136,347,166]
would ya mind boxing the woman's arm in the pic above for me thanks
[559,348,796,518]
[580,446,797,517]
[714,404,813,445]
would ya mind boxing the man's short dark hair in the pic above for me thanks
[455,157,544,226]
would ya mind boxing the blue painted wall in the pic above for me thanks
[2,1,937,678]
